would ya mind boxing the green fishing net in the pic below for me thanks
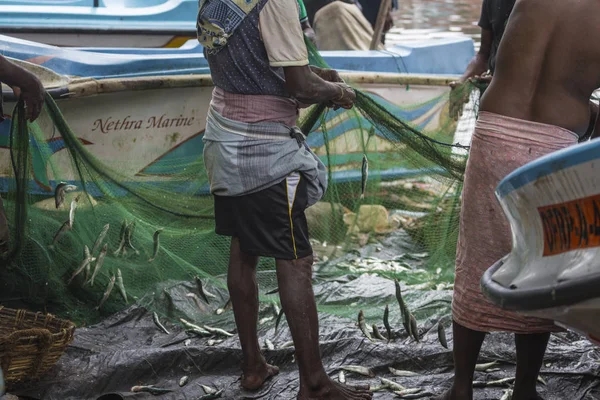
[0,44,481,327]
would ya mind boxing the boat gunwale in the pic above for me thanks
[1,72,459,100]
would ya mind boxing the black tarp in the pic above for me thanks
[10,270,600,400]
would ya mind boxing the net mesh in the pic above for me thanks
[0,43,482,326]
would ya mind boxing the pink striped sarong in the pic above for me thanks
[452,111,579,333]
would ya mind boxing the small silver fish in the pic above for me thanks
[358,310,374,342]
[90,224,109,257]
[131,386,172,395]
[179,376,189,387]
[394,279,410,334]
[148,228,163,262]
[389,367,418,377]
[68,246,94,284]
[207,339,223,346]
[198,389,223,399]
[384,304,392,342]
[380,377,405,391]
[475,361,499,372]
[216,298,232,315]
[369,384,388,392]
[95,275,115,310]
[259,316,273,325]
[125,221,139,255]
[272,303,281,318]
[203,325,234,338]
[486,368,501,373]
[88,243,108,287]
[473,377,515,388]
[360,154,368,199]
[275,308,285,333]
[500,389,513,400]
[52,220,72,246]
[396,392,434,399]
[280,341,295,349]
[68,195,80,228]
[438,322,448,349]
[187,292,208,312]
[184,339,191,346]
[54,182,77,209]
[265,287,279,295]
[394,388,422,396]
[264,338,275,351]
[341,365,375,378]
[195,276,216,304]
[338,371,346,384]
[113,219,128,256]
[409,314,419,342]
[538,375,547,385]
[372,324,386,340]
[116,269,127,304]
[180,318,210,336]
[153,312,170,334]
[201,385,218,395]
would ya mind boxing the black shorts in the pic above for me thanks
[214,173,313,260]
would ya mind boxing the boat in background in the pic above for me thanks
[482,139,600,346]
[0,0,198,48]
[0,35,474,195]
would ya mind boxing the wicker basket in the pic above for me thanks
[0,306,75,389]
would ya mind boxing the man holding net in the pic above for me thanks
[438,0,600,399]
[198,1,371,399]
[0,55,46,255]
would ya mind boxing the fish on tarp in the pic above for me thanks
[187,292,208,313]
[438,322,448,349]
[372,324,386,340]
[201,385,218,395]
[358,310,374,342]
[125,220,139,255]
[116,269,128,304]
[383,304,393,342]
[360,154,368,199]
[380,377,405,392]
[265,287,279,295]
[338,370,346,384]
[474,361,499,372]
[394,279,410,333]
[409,314,419,342]
[199,389,223,399]
[153,312,170,334]
[131,386,172,395]
[95,275,116,310]
[54,182,77,209]
[91,224,110,257]
[179,376,189,387]
[216,298,232,315]
[195,276,216,304]
[473,377,515,388]
[341,365,375,378]
[264,338,275,351]
[393,388,422,396]
[180,318,211,336]
[396,391,434,399]
[203,325,234,338]
[88,243,108,287]
[148,228,163,262]
[389,367,418,377]
[500,389,513,400]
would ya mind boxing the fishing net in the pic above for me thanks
[0,42,483,328]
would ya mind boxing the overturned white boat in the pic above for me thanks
[482,138,600,345]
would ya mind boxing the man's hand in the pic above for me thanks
[304,28,317,46]
[13,73,45,122]
[310,66,344,83]
[331,83,356,110]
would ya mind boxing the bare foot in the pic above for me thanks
[432,387,471,400]
[241,360,279,391]
[298,378,372,400]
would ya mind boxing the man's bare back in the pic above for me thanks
[480,0,600,136]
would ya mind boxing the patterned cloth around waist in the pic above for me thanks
[211,87,299,126]
[452,111,578,333]
[203,106,328,205]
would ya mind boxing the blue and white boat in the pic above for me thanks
[482,139,600,346]
[0,0,198,48]
[0,34,475,194]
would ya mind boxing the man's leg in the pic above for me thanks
[276,255,372,400]
[434,321,486,400]
[228,237,279,390]
[512,333,550,400]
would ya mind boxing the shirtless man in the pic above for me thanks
[438,1,600,399]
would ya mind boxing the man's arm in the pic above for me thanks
[459,28,492,83]
[0,56,45,121]
[284,66,354,108]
